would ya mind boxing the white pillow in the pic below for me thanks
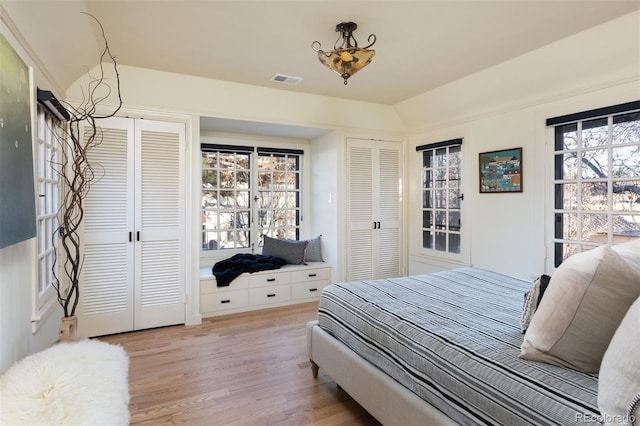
[598,295,640,425]
[612,239,640,275]
[520,245,640,373]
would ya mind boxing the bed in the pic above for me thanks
[306,268,601,425]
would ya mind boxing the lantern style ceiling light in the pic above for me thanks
[312,21,376,85]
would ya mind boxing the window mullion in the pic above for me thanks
[607,116,614,245]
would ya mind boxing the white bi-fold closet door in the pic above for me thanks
[77,117,185,337]
[346,137,402,281]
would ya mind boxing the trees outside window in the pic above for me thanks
[418,139,463,256]
[201,145,302,253]
[552,107,640,266]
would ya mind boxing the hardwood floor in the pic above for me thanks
[99,302,380,426]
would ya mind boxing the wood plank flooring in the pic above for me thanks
[99,302,380,426]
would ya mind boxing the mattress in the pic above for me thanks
[317,268,600,426]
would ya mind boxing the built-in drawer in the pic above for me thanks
[249,284,291,306]
[201,289,249,313]
[249,272,291,288]
[200,276,249,294]
[291,267,330,282]
[291,280,329,300]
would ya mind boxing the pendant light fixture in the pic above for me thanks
[312,22,376,85]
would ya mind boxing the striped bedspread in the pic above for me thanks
[317,268,600,426]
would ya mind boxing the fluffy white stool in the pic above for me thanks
[0,339,130,425]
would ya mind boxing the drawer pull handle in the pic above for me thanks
[309,288,318,292]
[221,299,231,304]
[308,273,317,277]
[266,278,276,282]
[267,293,276,298]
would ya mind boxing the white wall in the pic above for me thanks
[405,11,640,280]
[310,131,342,282]
[0,15,62,373]
[66,65,407,135]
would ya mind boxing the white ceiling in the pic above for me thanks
[2,0,639,107]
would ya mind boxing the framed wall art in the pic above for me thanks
[0,33,37,248]
[479,147,522,193]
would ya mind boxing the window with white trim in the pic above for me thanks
[548,101,640,266]
[201,144,302,253]
[417,139,463,255]
[34,103,61,317]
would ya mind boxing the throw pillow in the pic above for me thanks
[262,236,308,265]
[519,274,550,333]
[304,235,323,262]
[519,245,640,373]
[598,295,640,425]
[612,239,640,275]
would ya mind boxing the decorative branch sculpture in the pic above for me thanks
[51,13,122,320]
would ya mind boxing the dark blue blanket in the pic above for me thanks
[212,253,287,287]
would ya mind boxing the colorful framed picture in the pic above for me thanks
[479,147,522,193]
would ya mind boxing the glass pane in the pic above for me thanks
[202,231,219,250]
[202,153,217,168]
[272,156,286,170]
[435,232,446,251]
[220,172,236,189]
[434,168,446,183]
[559,124,578,150]
[449,144,461,158]
[449,211,461,231]
[434,210,446,230]
[581,213,608,243]
[236,170,250,186]
[281,228,298,240]
[613,181,640,212]
[237,154,250,169]
[202,170,218,187]
[558,152,578,180]
[422,211,432,229]
[422,231,433,249]
[562,213,578,241]
[273,172,286,187]
[423,151,433,169]
[582,118,608,148]
[235,191,250,208]
[555,183,577,210]
[612,112,639,145]
[422,169,432,189]
[449,166,461,184]
[581,149,608,179]
[258,156,272,170]
[449,233,461,254]
[562,243,579,264]
[449,189,461,209]
[423,190,432,209]
[435,148,447,166]
[581,182,607,211]
[612,146,640,178]
[613,215,640,240]
[434,190,446,208]
[258,172,272,189]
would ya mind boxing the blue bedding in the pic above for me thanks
[212,253,287,286]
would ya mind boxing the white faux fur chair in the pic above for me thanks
[0,339,130,425]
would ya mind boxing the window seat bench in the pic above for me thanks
[199,262,331,317]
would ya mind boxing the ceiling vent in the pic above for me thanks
[270,74,303,85]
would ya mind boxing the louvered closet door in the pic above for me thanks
[77,117,135,337]
[346,138,402,281]
[133,120,185,330]
[346,139,374,281]
[376,142,401,278]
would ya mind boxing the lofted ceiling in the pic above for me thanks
[1,0,639,107]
